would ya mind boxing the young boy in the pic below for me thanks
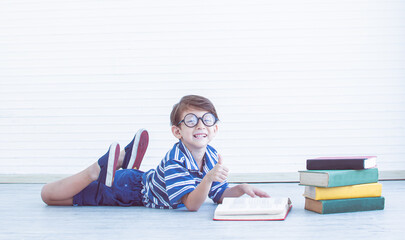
[41,95,269,211]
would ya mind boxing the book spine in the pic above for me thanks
[307,159,365,170]
[299,169,379,187]
[307,183,382,200]
[320,197,385,214]
[327,169,379,187]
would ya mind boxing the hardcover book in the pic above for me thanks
[303,182,382,200]
[305,197,385,214]
[213,197,292,221]
[306,156,377,170]
[299,168,379,187]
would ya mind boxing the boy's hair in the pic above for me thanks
[170,95,219,126]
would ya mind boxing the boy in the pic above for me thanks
[41,95,269,211]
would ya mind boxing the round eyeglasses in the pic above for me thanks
[177,113,218,128]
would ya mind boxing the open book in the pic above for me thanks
[213,197,292,221]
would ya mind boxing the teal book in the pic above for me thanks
[299,168,378,187]
[305,197,385,214]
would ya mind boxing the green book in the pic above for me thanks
[299,168,378,187]
[305,197,385,214]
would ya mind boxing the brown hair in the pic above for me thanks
[170,95,219,126]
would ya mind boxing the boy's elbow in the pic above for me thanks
[185,203,200,212]
[181,193,204,211]
[181,194,200,211]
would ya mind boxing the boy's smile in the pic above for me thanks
[193,132,207,139]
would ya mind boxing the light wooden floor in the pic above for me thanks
[1,181,404,240]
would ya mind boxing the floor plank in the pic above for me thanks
[1,181,404,239]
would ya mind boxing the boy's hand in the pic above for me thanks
[220,183,271,202]
[206,154,229,182]
[239,184,271,198]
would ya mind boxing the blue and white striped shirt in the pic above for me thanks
[141,140,229,209]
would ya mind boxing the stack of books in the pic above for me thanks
[299,156,385,214]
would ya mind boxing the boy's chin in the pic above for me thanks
[185,139,209,148]
[191,139,208,146]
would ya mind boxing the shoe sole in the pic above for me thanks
[106,142,120,187]
[128,129,149,170]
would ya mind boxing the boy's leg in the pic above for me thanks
[121,129,149,170]
[41,143,120,206]
[40,162,100,205]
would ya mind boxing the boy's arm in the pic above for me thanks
[180,177,214,211]
[219,184,271,203]
[181,155,229,211]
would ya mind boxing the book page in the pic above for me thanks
[216,197,288,215]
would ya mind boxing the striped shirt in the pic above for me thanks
[141,140,229,209]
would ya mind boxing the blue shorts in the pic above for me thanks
[73,169,145,206]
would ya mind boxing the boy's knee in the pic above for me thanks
[40,185,51,205]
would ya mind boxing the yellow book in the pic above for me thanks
[303,182,382,200]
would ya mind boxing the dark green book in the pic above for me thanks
[305,197,385,214]
[299,168,378,187]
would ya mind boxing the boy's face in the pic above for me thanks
[171,108,218,152]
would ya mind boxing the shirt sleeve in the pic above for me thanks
[164,159,197,206]
[209,180,229,203]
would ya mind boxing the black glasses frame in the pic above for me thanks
[177,112,218,128]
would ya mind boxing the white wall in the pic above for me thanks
[1,0,404,181]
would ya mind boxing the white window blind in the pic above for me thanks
[1,0,404,182]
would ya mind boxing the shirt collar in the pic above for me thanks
[178,140,214,173]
